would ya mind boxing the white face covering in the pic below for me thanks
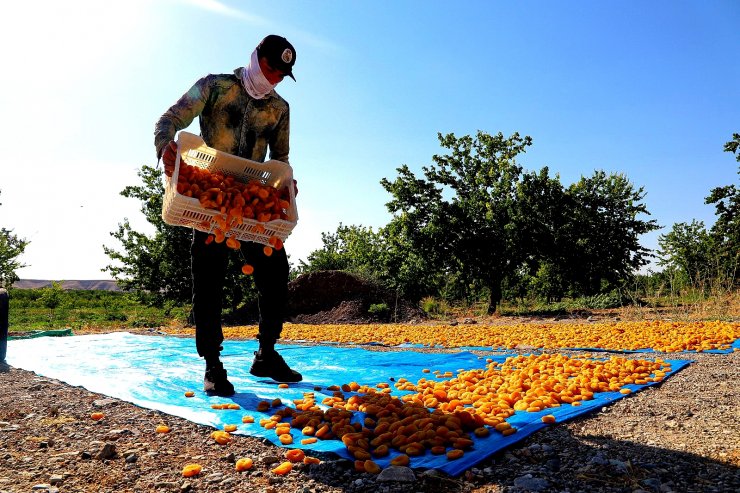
[241,49,275,99]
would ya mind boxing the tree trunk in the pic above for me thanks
[487,281,502,315]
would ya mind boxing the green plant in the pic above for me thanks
[367,303,390,320]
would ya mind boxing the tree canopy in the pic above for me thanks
[0,189,29,288]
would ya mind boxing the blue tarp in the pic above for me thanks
[6,332,691,476]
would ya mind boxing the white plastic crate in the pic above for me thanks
[161,131,298,246]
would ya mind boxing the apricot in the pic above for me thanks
[364,460,382,474]
[242,415,255,424]
[184,391,195,398]
[303,456,321,465]
[241,264,254,275]
[182,463,202,477]
[541,415,556,424]
[390,454,410,466]
[271,461,293,475]
[279,433,294,445]
[224,424,238,432]
[285,449,305,462]
[155,425,171,433]
[211,430,232,445]
[446,449,464,460]
[235,457,253,471]
[90,412,104,421]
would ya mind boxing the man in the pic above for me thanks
[155,35,302,397]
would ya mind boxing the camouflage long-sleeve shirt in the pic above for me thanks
[154,67,290,164]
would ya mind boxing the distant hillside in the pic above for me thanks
[13,280,122,291]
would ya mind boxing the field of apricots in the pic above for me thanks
[166,320,740,353]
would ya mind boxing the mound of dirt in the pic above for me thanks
[287,270,426,324]
[223,270,425,325]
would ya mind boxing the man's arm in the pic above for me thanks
[154,76,212,160]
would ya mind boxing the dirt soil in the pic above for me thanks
[228,271,427,326]
[1,333,738,493]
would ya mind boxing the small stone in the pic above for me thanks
[221,452,235,463]
[261,455,281,465]
[92,398,118,408]
[377,466,416,482]
[153,482,178,489]
[94,443,117,460]
[125,453,138,463]
[180,482,192,492]
[642,478,662,490]
[513,476,549,491]
[49,475,63,486]
[205,473,224,483]
[31,485,50,491]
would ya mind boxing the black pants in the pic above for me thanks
[191,229,289,358]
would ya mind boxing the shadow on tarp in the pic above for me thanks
[6,332,691,476]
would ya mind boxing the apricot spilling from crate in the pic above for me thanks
[182,463,202,477]
[90,412,104,421]
[176,163,290,222]
[235,457,253,471]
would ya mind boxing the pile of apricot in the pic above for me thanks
[267,320,740,353]
[247,352,672,473]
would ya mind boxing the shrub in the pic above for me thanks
[368,303,390,320]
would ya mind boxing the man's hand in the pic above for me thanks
[161,140,178,177]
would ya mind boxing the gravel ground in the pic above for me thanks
[0,336,738,493]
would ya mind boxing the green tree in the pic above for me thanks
[0,189,29,288]
[40,281,65,325]
[657,220,713,290]
[298,222,439,302]
[704,133,740,287]
[298,224,381,277]
[564,171,659,295]
[381,131,536,313]
[103,165,255,310]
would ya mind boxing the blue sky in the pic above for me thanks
[1,0,738,280]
